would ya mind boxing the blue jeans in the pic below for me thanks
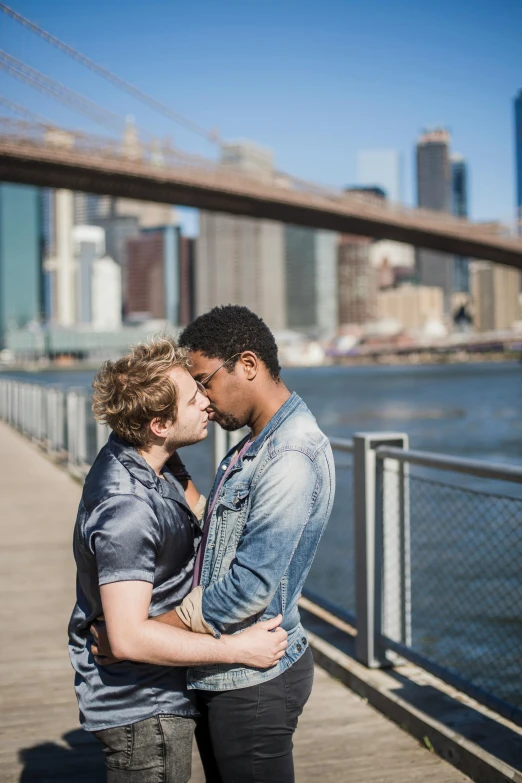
[94,714,196,783]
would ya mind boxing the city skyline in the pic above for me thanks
[0,0,520,222]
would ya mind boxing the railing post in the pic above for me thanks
[77,392,87,468]
[213,425,228,475]
[212,425,250,477]
[376,436,411,651]
[67,390,79,470]
[96,420,109,454]
[353,432,409,668]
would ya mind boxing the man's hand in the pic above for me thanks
[91,612,288,669]
[222,614,288,669]
[90,620,122,665]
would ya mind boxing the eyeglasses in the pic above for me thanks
[195,352,243,396]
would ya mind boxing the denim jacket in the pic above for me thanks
[188,392,335,691]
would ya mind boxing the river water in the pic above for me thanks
[3,362,522,707]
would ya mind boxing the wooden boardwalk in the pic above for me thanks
[0,421,471,782]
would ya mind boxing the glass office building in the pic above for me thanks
[0,183,43,345]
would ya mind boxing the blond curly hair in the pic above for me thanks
[92,336,190,448]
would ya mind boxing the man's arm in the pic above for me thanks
[99,579,287,668]
[176,448,331,636]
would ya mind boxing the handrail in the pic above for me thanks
[329,437,354,453]
[376,445,522,484]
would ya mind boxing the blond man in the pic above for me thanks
[68,337,287,783]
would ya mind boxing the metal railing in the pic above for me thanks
[1,377,522,725]
[320,433,522,727]
[0,378,108,476]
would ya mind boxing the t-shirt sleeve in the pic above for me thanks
[86,495,159,586]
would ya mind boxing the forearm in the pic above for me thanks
[111,617,232,666]
[202,571,269,632]
[152,608,189,630]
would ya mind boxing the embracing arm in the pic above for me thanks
[99,580,286,667]
[175,448,328,636]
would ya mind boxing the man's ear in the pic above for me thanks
[149,417,171,439]
[239,351,259,380]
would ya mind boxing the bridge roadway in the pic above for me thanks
[0,121,521,268]
[0,421,472,783]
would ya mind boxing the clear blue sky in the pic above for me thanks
[1,0,521,222]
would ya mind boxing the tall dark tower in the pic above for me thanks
[451,154,469,293]
[416,129,452,314]
[515,90,522,232]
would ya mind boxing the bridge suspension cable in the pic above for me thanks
[0,2,219,145]
[0,50,145,136]
[0,94,51,124]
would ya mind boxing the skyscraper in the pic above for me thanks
[0,184,43,344]
[451,154,469,293]
[196,141,287,330]
[73,226,106,324]
[356,150,402,203]
[337,236,376,326]
[125,226,181,323]
[284,227,338,334]
[415,129,453,314]
[515,90,522,229]
[471,262,521,331]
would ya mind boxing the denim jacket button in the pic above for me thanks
[296,644,302,652]
[302,637,307,645]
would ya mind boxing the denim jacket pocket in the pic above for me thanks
[210,486,250,579]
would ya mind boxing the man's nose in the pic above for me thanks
[198,391,209,409]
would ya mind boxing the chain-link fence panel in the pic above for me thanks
[382,461,522,710]
[305,449,355,617]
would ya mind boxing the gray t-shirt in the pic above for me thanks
[68,433,200,731]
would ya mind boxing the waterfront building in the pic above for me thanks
[416,129,453,315]
[115,198,177,229]
[73,192,103,226]
[376,284,444,333]
[125,225,181,323]
[285,226,338,335]
[221,139,274,183]
[179,235,196,326]
[337,235,377,326]
[197,211,286,329]
[356,150,402,203]
[516,90,522,231]
[72,226,106,325]
[92,214,139,313]
[196,140,287,330]
[451,154,469,293]
[92,256,122,331]
[0,183,43,344]
[470,262,521,332]
[369,239,415,271]
[42,188,76,328]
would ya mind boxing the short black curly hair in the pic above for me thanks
[179,305,281,380]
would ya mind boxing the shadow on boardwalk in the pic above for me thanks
[18,729,105,783]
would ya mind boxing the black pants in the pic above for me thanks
[195,646,314,783]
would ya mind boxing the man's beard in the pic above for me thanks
[212,409,245,431]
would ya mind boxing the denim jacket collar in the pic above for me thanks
[107,432,191,512]
[245,392,303,459]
